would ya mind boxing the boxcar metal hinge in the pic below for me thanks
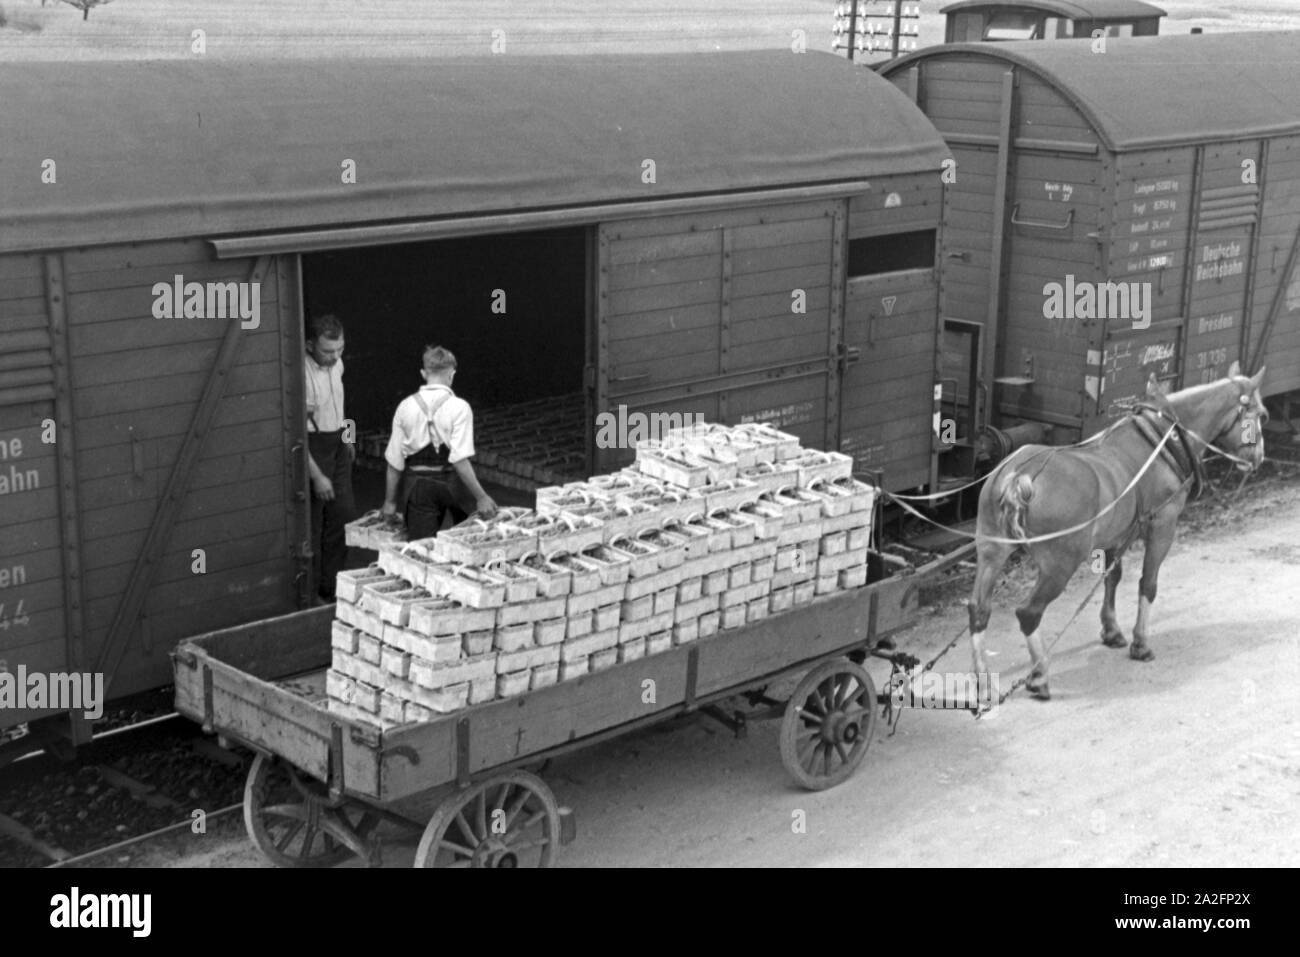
[290,440,307,502]
[129,427,145,480]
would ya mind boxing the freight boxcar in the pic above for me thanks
[881,33,1300,481]
[941,0,1164,43]
[0,52,949,753]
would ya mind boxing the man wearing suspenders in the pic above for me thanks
[381,345,497,539]
[304,314,355,601]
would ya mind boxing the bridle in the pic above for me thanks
[1133,385,1266,488]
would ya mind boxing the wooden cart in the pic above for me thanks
[172,560,949,868]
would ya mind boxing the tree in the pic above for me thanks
[58,0,114,20]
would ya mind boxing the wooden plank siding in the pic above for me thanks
[0,240,302,716]
[1247,136,1300,393]
[841,268,940,490]
[598,183,943,485]
[596,200,840,472]
[996,144,1104,427]
[1181,141,1262,386]
[0,261,65,707]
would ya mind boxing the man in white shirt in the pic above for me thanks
[382,345,497,538]
[304,314,355,601]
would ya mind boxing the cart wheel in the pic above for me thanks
[414,770,560,868]
[780,658,878,791]
[244,753,380,868]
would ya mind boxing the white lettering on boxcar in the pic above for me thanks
[1196,313,1236,335]
[0,435,40,497]
[1133,178,1181,196]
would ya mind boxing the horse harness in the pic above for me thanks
[1128,403,1206,499]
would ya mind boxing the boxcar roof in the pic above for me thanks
[0,52,948,255]
[886,32,1300,152]
[938,0,1165,18]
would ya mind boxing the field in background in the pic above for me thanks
[1,0,1298,60]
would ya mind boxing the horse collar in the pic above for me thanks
[1131,405,1205,498]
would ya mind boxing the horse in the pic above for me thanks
[967,362,1267,702]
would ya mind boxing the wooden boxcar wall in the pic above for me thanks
[1099,135,1300,422]
[842,173,944,490]
[897,55,1300,442]
[999,69,1102,432]
[594,186,942,491]
[0,242,304,729]
[596,198,842,474]
[1248,134,1300,396]
[897,57,1103,436]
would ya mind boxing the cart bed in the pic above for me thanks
[174,571,923,805]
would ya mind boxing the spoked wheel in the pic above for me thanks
[780,658,878,791]
[244,753,380,868]
[414,770,560,868]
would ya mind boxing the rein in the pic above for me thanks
[887,418,1121,504]
[887,421,1178,546]
[884,393,1260,542]
[1133,401,1258,474]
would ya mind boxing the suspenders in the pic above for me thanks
[409,389,456,471]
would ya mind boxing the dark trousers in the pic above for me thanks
[309,430,355,598]
[405,470,476,540]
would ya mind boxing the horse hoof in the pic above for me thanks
[1026,679,1051,701]
[1130,645,1155,662]
[1101,629,1127,649]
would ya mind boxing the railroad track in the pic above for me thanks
[4,448,1294,869]
[0,710,253,868]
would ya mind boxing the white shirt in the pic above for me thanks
[385,384,476,469]
[304,354,345,433]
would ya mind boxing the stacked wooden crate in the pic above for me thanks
[329,422,876,729]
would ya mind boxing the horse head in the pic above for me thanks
[1160,362,1267,471]
[1225,362,1268,470]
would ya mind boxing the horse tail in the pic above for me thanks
[996,468,1035,541]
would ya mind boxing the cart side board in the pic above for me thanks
[174,573,922,805]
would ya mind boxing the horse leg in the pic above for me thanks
[1015,548,1079,700]
[1131,516,1178,662]
[1100,548,1127,648]
[968,540,1013,685]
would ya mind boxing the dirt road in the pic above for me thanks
[113,474,1299,869]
